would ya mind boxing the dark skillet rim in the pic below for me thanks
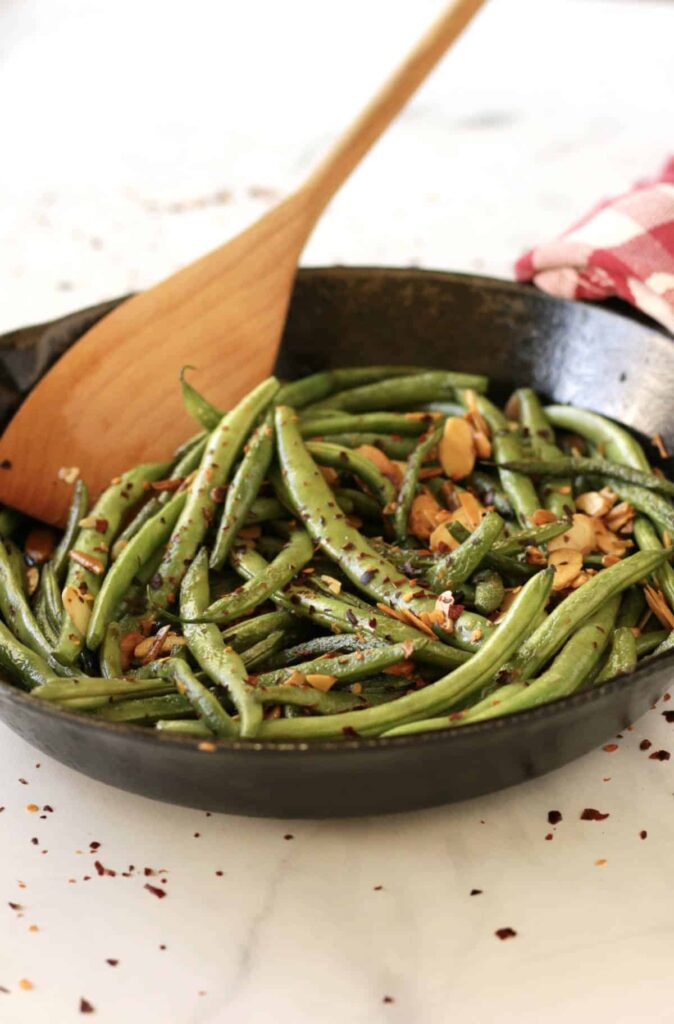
[0,267,672,755]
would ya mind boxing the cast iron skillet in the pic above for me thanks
[0,268,672,818]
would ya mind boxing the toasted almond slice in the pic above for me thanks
[305,673,338,692]
[399,606,437,638]
[438,417,476,481]
[663,530,673,549]
[570,571,590,589]
[408,492,443,542]
[601,553,622,567]
[319,465,339,487]
[548,514,596,555]
[652,433,670,459]
[68,549,106,575]
[350,682,363,695]
[320,574,342,595]
[283,669,307,688]
[429,522,460,554]
[548,548,583,591]
[62,584,93,635]
[604,501,635,533]
[238,525,262,540]
[593,520,628,556]
[643,585,674,630]
[383,660,415,678]
[493,587,521,623]
[576,491,614,517]
[525,545,547,566]
[458,491,485,530]
[25,566,39,597]
[531,508,558,526]
[355,445,403,487]
[470,628,483,643]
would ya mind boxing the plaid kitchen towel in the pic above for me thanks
[515,157,674,333]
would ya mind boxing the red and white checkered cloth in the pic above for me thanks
[515,156,674,333]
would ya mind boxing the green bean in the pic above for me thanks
[87,490,188,651]
[151,376,279,609]
[34,593,58,647]
[635,630,669,658]
[633,518,674,611]
[34,676,170,702]
[509,549,667,681]
[137,656,233,736]
[501,456,674,499]
[616,586,646,629]
[113,434,208,554]
[40,563,64,632]
[307,371,488,414]
[277,366,427,409]
[472,569,505,615]
[595,626,638,683]
[252,639,425,688]
[262,633,377,669]
[394,424,444,542]
[277,407,437,620]
[467,471,514,519]
[0,540,71,671]
[219,610,296,652]
[306,442,396,508]
[256,568,553,740]
[210,412,275,569]
[54,461,169,665]
[384,682,530,735]
[300,412,433,438]
[156,720,211,738]
[447,520,537,582]
[255,684,395,714]
[447,608,495,652]
[100,622,123,678]
[463,393,539,526]
[180,550,260,737]
[604,479,674,541]
[0,620,56,690]
[179,366,223,430]
[186,528,314,624]
[307,433,415,460]
[240,630,287,671]
[334,488,381,521]
[544,405,650,471]
[50,478,89,582]
[233,547,468,671]
[170,429,208,464]
[93,692,194,723]
[429,510,504,591]
[515,388,574,517]
[493,519,569,556]
[651,631,674,658]
[243,497,289,524]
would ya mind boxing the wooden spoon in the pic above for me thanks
[0,0,485,525]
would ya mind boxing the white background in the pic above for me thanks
[1,1,674,1021]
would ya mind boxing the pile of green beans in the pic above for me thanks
[1,366,673,742]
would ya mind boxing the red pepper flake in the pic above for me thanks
[581,808,610,821]
[639,739,652,750]
[665,692,672,701]
[193,833,200,839]
[26,804,39,813]
[640,830,648,840]
[649,749,670,761]
[144,884,166,899]
[469,889,482,896]
[545,833,553,841]
[30,838,38,846]
[215,871,224,877]
[105,959,118,967]
[283,834,294,841]
[662,711,674,723]
[342,726,359,738]
[602,743,619,752]
[18,778,28,785]
[495,927,517,940]
[373,885,383,891]
[89,842,100,851]
[94,860,116,877]
[159,944,167,950]
[8,902,22,910]
[0,459,12,469]
[383,996,395,1004]
[595,858,607,866]
[79,997,95,1013]
[547,810,562,825]
[0,985,9,993]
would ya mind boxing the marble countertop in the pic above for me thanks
[1,0,673,1020]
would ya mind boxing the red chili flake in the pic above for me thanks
[209,486,227,504]
[662,711,674,723]
[144,884,166,899]
[373,885,383,891]
[159,944,167,950]
[0,985,9,993]
[649,749,671,761]
[640,830,648,840]
[30,838,38,846]
[665,693,672,701]
[495,927,517,940]
[603,743,619,752]
[105,959,118,967]
[19,778,28,785]
[8,902,22,910]
[94,860,116,877]
[342,726,359,738]
[94,518,108,534]
[79,997,95,1013]
[581,808,610,821]
[0,459,12,469]
[639,739,652,750]
[383,996,395,1004]
[89,842,100,851]
[193,833,200,839]
[215,871,224,877]
[545,833,553,841]
[283,834,294,841]
[143,868,156,877]
[547,810,562,825]
[469,889,482,896]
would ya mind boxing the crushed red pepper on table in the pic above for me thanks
[649,749,670,761]
[495,927,517,940]
[79,998,95,1014]
[581,808,610,821]
[547,810,562,825]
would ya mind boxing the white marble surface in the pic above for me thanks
[1,0,674,1020]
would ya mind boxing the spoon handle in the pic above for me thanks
[302,0,487,209]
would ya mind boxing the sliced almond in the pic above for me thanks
[593,520,629,556]
[643,585,674,630]
[652,433,670,459]
[601,553,622,568]
[604,501,635,534]
[25,566,39,597]
[408,492,443,542]
[576,491,614,517]
[305,673,338,692]
[283,669,307,688]
[68,549,106,575]
[438,417,476,481]
[570,570,591,588]
[320,574,342,595]
[548,548,583,590]
[525,545,547,566]
[383,661,415,678]
[547,514,596,555]
[457,491,485,530]
[62,584,92,635]
[355,445,403,487]
[531,508,558,526]
[429,522,460,554]
[319,465,339,487]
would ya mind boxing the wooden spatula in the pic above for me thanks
[0,0,485,525]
